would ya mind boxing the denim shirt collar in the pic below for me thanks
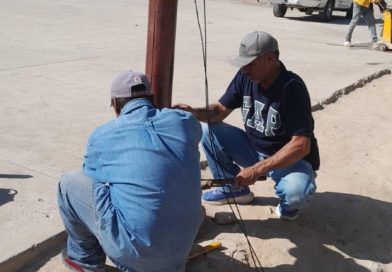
[120,98,154,116]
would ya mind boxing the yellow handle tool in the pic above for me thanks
[188,241,222,260]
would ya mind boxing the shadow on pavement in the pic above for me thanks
[0,174,33,179]
[0,188,18,207]
[191,192,391,272]
[347,42,392,53]
[284,14,383,26]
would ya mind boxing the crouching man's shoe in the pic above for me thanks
[202,186,254,206]
[276,204,299,221]
[60,249,105,272]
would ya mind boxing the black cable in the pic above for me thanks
[193,1,265,271]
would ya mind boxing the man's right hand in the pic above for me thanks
[172,102,233,123]
[172,103,196,115]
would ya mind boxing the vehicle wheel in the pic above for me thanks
[319,0,334,22]
[379,44,388,51]
[273,4,287,18]
[346,4,353,19]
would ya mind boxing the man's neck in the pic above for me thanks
[259,62,282,90]
[119,98,152,116]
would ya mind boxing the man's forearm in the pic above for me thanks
[174,101,232,123]
[253,137,310,176]
[193,104,222,123]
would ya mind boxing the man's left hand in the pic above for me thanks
[234,167,260,187]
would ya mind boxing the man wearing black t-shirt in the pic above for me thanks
[173,31,320,220]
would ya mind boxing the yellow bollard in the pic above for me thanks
[382,9,391,43]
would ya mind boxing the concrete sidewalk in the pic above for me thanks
[0,0,391,269]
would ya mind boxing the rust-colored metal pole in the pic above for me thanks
[145,0,178,109]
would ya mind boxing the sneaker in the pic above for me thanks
[60,249,105,272]
[202,186,254,206]
[373,41,382,49]
[344,41,352,47]
[61,249,85,272]
[276,204,299,221]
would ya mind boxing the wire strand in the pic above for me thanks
[193,0,264,271]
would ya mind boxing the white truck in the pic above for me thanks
[269,0,353,22]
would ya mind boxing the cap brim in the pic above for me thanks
[229,55,257,67]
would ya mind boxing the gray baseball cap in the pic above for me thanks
[230,31,278,67]
[111,71,151,98]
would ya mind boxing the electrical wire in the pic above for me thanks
[193,0,265,271]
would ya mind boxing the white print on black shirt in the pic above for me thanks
[242,96,281,137]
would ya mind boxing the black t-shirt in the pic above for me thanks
[219,62,320,171]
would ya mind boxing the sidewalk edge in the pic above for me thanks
[311,68,392,112]
[0,231,67,272]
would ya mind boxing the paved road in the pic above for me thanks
[0,0,391,267]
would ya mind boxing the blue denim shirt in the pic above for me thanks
[82,99,203,272]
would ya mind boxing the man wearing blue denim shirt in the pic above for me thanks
[174,32,320,221]
[57,71,203,272]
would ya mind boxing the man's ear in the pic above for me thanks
[267,53,275,63]
[112,97,120,117]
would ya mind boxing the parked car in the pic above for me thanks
[269,0,353,22]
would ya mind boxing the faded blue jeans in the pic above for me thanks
[201,123,317,211]
[58,170,203,272]
[345,3,378,43]
[58,171,106,272]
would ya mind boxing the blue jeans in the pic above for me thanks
[201,123,317,211]
[58,171,106,272]
[345,3,378,43]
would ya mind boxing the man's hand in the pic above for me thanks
[173,102,233,123]
[172,103,196,115]
[234,135,311,187]
[234,166,260,187]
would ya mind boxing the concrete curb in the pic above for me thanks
[0,231,67,272]
[311,68,392,112]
